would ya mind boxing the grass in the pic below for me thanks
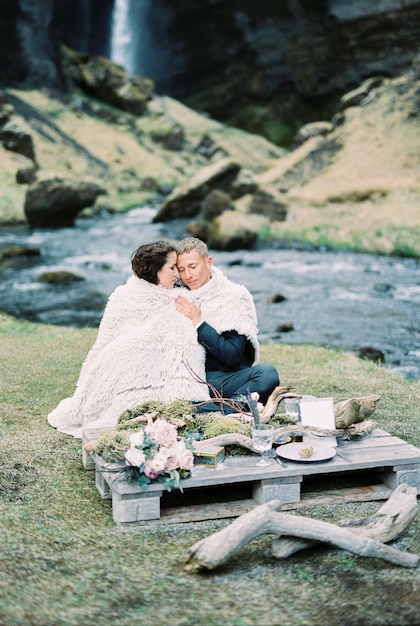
[1,312,419,626]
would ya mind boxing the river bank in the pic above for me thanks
[0,61,419,257]
[1,208,419,380]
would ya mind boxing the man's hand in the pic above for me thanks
[175,295,202,326]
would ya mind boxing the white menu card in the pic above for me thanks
[299,396,336,447]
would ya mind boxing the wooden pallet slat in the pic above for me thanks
[82,428,420,525]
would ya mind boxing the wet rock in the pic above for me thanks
[194,134,223,159]
[0,244,40,261]
[276,322,294,332]
[163,125,185,151]
[266,293,287,304]
[149,119,185,151]
[24,175,107,228]
[357,346,386,364]
[76,291,107,311]
[186,219,212,242]
[0,101,14,126]
[37,270,85,285]
[373,283,394,293]
[0,119,36,160]
[140,177,160,191]
[201,189,233,220]
[248,189,288,222]
[208,211,268,251]
[229,169,258,200]
[16,164,38,185]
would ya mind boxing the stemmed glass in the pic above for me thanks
[251,424,274,467]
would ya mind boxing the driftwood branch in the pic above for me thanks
[185,489,419,572]
[334,395,381,428]
[272,483,419,557]
[195,420,377,452]
[260,387,300,422]
[259,386,381,428]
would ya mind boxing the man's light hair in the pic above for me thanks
[176,237,209,258]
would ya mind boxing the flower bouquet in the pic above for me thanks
[123,418,194,492]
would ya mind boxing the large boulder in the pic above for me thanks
[24,175,106,227]
[61,46,154,116]
[153,158,241,222]
[208,211,270,251]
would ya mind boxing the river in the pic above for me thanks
[1,207,419,380]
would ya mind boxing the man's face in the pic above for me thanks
[177,250,212,290]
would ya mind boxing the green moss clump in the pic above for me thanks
[272,414,297,426]
[116,400,198,435]
[158,400,197,424]
[118,401,167,424]
[94,430,130,462]
[201,416,250,439]
[191,412,223,432]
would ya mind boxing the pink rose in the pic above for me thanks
[171,441,194,471]
[178,448,194,471]
[146,419,178,447]
[144,462,160,480]
[164,453,179,472]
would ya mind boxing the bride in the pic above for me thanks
[47,239,210,438]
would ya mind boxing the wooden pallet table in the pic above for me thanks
[82,427,420,525]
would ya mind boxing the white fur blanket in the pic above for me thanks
[193,266,260,362]
[47,276,209,438]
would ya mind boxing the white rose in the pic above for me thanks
[124,448,146,467]
[149,449,169,472]
[129,430,145,448]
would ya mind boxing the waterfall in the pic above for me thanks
[109,0,176,89]
[110,0,133,73]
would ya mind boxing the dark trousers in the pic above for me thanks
[197,364,279,414]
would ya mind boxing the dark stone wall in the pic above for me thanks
[152,0,420,110]
[0,0,57,86]
[1,0,419,136]
[51,0,114,58]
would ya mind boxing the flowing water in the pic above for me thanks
[1,208,419,380]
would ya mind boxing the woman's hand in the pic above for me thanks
[175,295,202,326]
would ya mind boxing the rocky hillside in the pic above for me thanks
[1,1,419,144]
[0,52,419,256]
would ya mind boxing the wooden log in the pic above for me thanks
[185,495,419,572]
[271,482,419,557]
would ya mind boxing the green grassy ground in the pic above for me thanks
[1,312,419,626]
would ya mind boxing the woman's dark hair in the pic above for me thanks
[131,239,177,284]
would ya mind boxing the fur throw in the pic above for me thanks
[193,266,260,363]
[47,276,209,438]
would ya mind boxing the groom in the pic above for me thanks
[175,237,279,413]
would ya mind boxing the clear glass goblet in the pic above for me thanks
[251,424,274,467]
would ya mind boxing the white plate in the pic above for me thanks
[276,442,336,463]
